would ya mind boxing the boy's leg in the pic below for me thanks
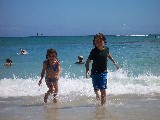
[99,72,107,105]
[94,89,100,100]
[100,89,106,105]
[92,75,100,100]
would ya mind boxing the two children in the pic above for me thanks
[39,33,119,105]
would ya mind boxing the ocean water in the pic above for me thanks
[0,35,160,97]
[0,36,160,120]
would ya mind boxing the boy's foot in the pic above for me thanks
[53,98,58,103]
[44,94,48,103]
[96,94,100,100]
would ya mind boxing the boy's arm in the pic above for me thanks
[107,53,119,70]
[85,58,91,78]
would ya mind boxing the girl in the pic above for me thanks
[38,48,61,103]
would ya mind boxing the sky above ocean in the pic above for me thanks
[0,0,160,37]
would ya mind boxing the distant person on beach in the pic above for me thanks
[85,33,119,106]
[5,58,12,66]
[20,48,27,54]
[38,48,61,103]
[75,56,84,64]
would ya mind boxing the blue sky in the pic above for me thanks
[0,0,160,37]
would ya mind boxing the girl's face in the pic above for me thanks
[48,53,57,61]
[94,37,105,48]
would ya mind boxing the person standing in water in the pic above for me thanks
[38,48,61,103]
[85,33,119,106]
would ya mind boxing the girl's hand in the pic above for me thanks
[55,75,59,81]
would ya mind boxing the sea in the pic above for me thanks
[0,35,160,120]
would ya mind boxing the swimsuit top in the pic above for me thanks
[45,60,59,73]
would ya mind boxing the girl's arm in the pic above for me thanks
[55,61,61,80]
[38,63,46,86]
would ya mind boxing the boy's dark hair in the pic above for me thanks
[93,33,107,45]
[46,48,57,59]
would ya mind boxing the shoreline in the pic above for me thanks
[0,94,160,120]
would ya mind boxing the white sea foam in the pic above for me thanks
[0,71,160,98]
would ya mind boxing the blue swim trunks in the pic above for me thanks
[91,72,107,90]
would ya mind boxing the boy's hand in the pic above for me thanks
[38,80,42,86]
[114,63,119,70]
[86,70,90,78]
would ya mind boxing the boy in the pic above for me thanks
[38,48,61,103]
[85,33,119,105]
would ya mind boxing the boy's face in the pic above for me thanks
[94,37,105,48]
[48,53,57,61]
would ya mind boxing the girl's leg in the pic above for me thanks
[100,89,106,105]
[44,82,53,103]
[53,82,58,103]
[44,90,50,103]
[49,86,55,94]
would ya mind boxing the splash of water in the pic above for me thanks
[0,70,160,98]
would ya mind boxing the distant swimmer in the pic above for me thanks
[75,56,84,64]
[19,48,28,55]
[5,58,12,66]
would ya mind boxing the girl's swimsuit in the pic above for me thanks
[45,60,58,84]
[47,78,56,84]
[46,60,58,72]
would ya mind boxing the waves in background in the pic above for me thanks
[0,36,160,98]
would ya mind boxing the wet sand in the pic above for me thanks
[0,94,160,120]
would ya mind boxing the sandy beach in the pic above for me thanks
[0,94,160,120]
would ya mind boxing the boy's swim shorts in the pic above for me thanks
[91,72,107,90]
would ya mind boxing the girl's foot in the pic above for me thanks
[44,93,48,103]
[53,93,58,103]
